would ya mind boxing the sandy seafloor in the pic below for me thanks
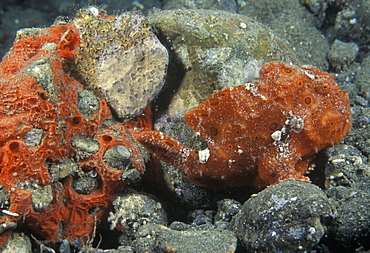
[1,0,370,252]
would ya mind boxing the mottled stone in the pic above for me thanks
[324,144,370,249]
[355,57,370,100]
[328,39,359,72]
[77,89,100,116]
[30,185,53,212]
[239,0,329,70]
[108,190,167,238]
[334,0,370,46]
[324,144,369,191]
[72,170,99,195]
[133,223,237,253]
[147,8,298,117]
[231,181,335,252]
[327,186,370,249]
[2,233,31,253]
[74,8,168,119]
[71,135,100,160]
[48,157,80,182]
[164,0,237,12]
[103,145,132,170]
[0,183,10,210]
[214,199,242,223]
[23,128,43,147]
[25,57,57,101]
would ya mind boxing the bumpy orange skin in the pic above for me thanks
[137,62,351,188]
[0,22,151,246]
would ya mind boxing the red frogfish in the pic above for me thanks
[137,62,352,188]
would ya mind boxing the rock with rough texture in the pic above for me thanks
[2,233,31,253]
[108,190,167,238]
[132,223,237,253]
[74,7,168,119]
[214,199,242,223]
[239,0,330,70]
[355,57,370,100]
[231,181,335,252]
[164,0,237,12]
[334,0,370,46]
[147,8,298,118]
[324,144,370,249]
[327,186,370,249]
[328,39,359,72]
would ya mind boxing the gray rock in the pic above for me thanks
[29,184,53,212]
[25,57,57,101]
[214,198,242,223]
[74,8,169,119]
[164,0,237,12]
[2,233,31,253]
[47,157,80,182]
[189,209,214,226]
[0,183,10,210]
[326,187,370,249]
[148,8,298,118]
[239,0,330,70]
[121,169,141,183]
[334,0,370,46]
[342,105,370,158]
[108,190,167,239]
[71,135,100,160]
[23,128,44,147]
[355,57,370,100]
[324,144,369,191]
[299,0,328,26]
[78,245,135,253]
[324,143,370,249]
[77,89,100,116]
[72,169,99,195]
[169,221,192,231]
[328,39,359,72]
[231,181,335,252]
[103,145,132,170]
[159,160,214,208]
[132,223,237,253]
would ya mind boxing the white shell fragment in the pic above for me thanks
[199,148,210,164]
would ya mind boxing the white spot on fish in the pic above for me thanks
[199,148,210,164]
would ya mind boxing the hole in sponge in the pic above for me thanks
[9,142,20,152]
[209,127,218,136]
[102,135,112,142]
[71,116,82,125]
[39,92,49,100]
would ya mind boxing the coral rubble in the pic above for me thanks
[137,61,352,188]
[0,12,152,247]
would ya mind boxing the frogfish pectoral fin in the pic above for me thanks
[258,145,311,185]
[136,131,195,169]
